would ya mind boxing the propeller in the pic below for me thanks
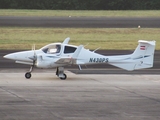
[28,44,44,69]
[26,44,38,75]
[29,44,37,65]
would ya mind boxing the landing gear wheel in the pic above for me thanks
[25,72,32,79]
[60,74,67,80]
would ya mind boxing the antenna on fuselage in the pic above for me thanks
[93,47,101,52]
[84,43,89,47]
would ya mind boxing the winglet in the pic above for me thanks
[62,37,70,44]
[72,45,83,59]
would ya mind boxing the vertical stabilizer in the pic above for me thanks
[131,40,156,70]
[108,40,156,71]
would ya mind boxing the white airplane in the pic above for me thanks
[3,37,156,80]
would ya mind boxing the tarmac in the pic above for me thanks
[0,16,160,120]
[0,16,160,28]
[0,69,160,120]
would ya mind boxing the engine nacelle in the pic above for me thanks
[36,61,52,68]
[36,55,52,68]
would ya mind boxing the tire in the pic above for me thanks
[60,74,67,80]
[25,72,31,79]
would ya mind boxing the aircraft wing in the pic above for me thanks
[55,57,73,64]
[55,45,83,65]
[62,37,70,44]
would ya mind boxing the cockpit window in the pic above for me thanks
[64,46,76,54]
[42,44,61,54]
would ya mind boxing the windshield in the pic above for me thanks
[42,44,61,54]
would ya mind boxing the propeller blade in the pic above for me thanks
[29,44,37,65]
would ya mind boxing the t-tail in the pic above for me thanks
[109,40,156,71]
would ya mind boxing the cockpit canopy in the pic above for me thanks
[41,44,61,54]
[41,43,77,54]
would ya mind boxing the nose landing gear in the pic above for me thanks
[25,65,34,79]
[25,72,32,79]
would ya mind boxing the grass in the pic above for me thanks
[0,10,159,50]
[0,27,159,50]
[0,9,160,17]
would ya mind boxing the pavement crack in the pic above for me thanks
[0,87,29,102]
[115,86,160,104]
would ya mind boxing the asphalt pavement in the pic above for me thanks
[0,16,160,28]
[0,72,160,120]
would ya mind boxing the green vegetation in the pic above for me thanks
[1,0,160,10]
[0,10,159,50]
[0,9,160,17]
[0,27,159,50]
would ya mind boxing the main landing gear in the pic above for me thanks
[25,65,34,79]
[56,67,67,80]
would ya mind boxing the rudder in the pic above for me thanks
[131,40,156,70]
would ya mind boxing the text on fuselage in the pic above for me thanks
[89,58,108,63]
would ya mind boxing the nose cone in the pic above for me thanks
[3,51,35,62]
[3,53,16,60]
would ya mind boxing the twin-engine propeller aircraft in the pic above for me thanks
[4,37,156,80]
